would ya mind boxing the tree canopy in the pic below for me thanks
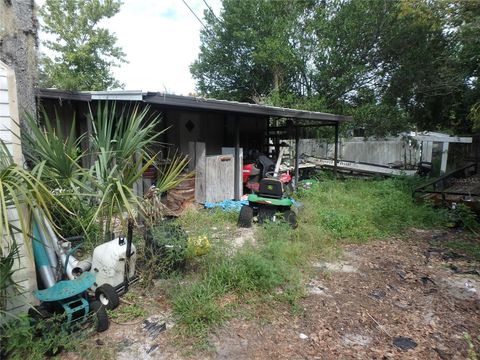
[39,0,126,91]
[191,0,480,137]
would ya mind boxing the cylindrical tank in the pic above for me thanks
[90,237,136,289]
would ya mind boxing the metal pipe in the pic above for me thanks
[334,123,339,178]
[34,210,58,274]
[295,125,300,189]
[32,220,56,288]
[234,116,240,200]
[124,219,133,292]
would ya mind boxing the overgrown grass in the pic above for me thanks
[166,177,450,345]
[170,223,305,340]
[297,177,449,242]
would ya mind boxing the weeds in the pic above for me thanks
[464,332,479,360]
[166,177,450,345]
[108,303,146,323]
[0,313,77,360]
[296,177,448,241]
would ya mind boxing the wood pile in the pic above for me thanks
[165,177,195,216]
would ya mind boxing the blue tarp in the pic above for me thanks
[204,198,299,212]
[204,199,249,212]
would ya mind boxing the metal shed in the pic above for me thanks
[36,89,351,200]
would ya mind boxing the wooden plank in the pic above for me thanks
[305,157,417,176]
[205,155,234,203]
[221,147,243,199]
[194,142,206,203]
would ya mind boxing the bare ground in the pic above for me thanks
[65,229,480,359]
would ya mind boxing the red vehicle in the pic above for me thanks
[242,154,292,193]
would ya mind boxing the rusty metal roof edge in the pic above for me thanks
[143,92,351,123]
[36,88,351,122]
[36,88,92,101]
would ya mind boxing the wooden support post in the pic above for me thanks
[440,142,449,175]
[234,116,240,200]
[334,123,339,178]
[295,125,300,189]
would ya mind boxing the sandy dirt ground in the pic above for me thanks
[64,229,480,359]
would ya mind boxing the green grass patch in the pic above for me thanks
[170,226,305,341]
[444,239,480,261]
[296,177,449,241]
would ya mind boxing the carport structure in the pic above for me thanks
[37,89,351,200]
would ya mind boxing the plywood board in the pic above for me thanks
[205,155,235,203]
[221,147,243,199]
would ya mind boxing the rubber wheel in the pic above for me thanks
[95,284,120,310]
[28,305,51,323]
[284,210,298,228]
[258,207,276,224]
[238,205,253,228]
[90,300,109,332]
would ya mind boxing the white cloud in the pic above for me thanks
[36,0,222,95]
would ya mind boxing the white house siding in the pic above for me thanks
[0,61,38,317]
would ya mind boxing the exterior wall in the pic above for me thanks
[166,109,225,156]
[0,61,38,317]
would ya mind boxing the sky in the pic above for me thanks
[37,0,222,95]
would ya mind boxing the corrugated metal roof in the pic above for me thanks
[36,88,351,123]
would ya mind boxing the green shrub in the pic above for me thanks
[144,221,190,278]
[0,314,75,360]
[49,192,101,251]
[449,203,480,233]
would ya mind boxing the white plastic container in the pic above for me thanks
[91,237,136,289]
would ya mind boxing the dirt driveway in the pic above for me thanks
[68,229,480,359]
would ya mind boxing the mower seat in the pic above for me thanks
[258,178,284,199]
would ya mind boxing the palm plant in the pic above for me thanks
[88,102,162,235]
[21,111,86,190]
[22,101,192,242]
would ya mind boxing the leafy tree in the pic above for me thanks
[192,0,480,137]
[191,0,315,102]
[39,0,126,90]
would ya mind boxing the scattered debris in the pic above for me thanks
[420,276,436,286]
[393,336,418,350]
[365,310,392,337]
[305,279,329,296]
[341,333,372,347]
[146,344,159,354]
[369,289,386,300]
[313,261,358,273]
[142,318,167,340]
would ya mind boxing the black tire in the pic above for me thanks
[258,206,276,224]
[95,284,120,310]
[238,205,254,228]
[90,300,109,332]
[28,304,51,323]
[284,210,298,228]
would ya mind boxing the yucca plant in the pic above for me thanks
[143,151,193,225]
[21,111,86,190]
[22,101,193,242]
[88,102,191,236]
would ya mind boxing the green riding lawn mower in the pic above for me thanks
[238,177,297,228]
